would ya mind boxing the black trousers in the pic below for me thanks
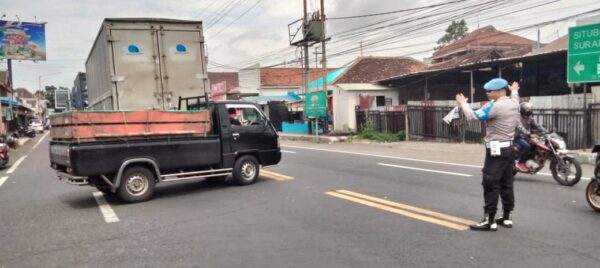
[481,146,515,215]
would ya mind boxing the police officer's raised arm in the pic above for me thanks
[455,94,494,122]
[508,82,520,103]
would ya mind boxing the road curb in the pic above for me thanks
[279,133,345,144]
[572,152,597,165]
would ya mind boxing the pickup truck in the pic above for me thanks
[49,97,281,203]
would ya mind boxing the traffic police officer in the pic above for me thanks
[455,78,520,231]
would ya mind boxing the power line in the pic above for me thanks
[206,0,245,30]
[327,0,467,20]
[208,0,264,40]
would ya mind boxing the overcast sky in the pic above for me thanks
[2,0,600,92]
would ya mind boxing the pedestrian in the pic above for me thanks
[455,78,520,231]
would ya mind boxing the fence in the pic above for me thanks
[406,106,484,143]
[355,110,406,133]
[357,105,600,149]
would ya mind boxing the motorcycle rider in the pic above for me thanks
[514,102,548,172]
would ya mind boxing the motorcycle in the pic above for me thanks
[16,126,36,138]
[513,132,582,186]
[0,136,10,167]
[585,145,600,212]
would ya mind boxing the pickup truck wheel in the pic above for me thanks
[117,166,155,203]
[233,155,259,185]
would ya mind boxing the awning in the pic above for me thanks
[0,97,21,108]
[307,67,347,90]
[242,92,302,105]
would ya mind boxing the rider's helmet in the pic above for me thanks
[520,102,533,117]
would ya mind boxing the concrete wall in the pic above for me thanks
[333,86,399,133]
[259,86,299,96]
[238,65,261,95]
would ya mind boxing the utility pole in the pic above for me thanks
[360,41,363,57]
[320,0,328,135]
[320,0,327,95]
[303,0,309,95]
[7,59,13,130]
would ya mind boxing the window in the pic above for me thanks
[226,105,265,127]
[385,98,392,106]
[376,96,386,107]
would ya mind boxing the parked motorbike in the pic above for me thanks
[513,132,582,186]
[16,126,36,138]
[0,136,10,168]
[585,145,600,212]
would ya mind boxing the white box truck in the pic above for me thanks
[86,18,208,110]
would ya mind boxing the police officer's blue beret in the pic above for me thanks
[484,78,508,91]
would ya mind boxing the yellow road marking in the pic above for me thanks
[261,170,294,181]
[337,190,476,226]
[326,190,473,231]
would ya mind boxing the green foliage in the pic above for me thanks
[435,20,469,50]
[357,130,405,143]
[357,112,406,142]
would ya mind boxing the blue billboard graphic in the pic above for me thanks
[0,20,46,61]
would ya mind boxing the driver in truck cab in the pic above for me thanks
[228,108,241,126]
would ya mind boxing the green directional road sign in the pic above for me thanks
[568,22,600,83]
[305,91,327,118]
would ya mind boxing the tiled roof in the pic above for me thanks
[432,26,537,61]
[335,56,427,83]
[260,68,337,87]
[15,88,35,98]
[208,72,239,91]
[429,46,531,70]
[527,35,567,56]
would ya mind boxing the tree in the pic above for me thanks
[44,85,57,109]
[435,20,469,50]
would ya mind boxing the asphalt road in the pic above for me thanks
[1,137,599,267]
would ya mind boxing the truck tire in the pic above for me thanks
[233,155,259,186]
[117,166,156,203]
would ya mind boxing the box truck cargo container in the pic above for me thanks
[85,18,208,110]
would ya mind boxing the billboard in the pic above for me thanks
[0,20,46,61]
[55,89,69,109]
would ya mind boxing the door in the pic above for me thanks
[225,104,278,157]
[158,30,207,109]
[110,29,162,110]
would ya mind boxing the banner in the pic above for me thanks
[211,81,227,101]
[0,20,46,60]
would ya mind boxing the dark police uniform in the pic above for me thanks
[459,78,520,231]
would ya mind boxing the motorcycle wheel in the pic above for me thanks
[550,156,582,186]
[585,180,600,212]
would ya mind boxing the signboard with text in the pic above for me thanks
[568,22,600,83]
[305,91,327,117]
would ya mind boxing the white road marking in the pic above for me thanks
[0,176,8,187]
[32,132,50,149]
[283,145,592,180]
[281,150,296,154]
[378,163,473,177]
[6,156,27,174]
[537,172,590,181]
[283,145,481,168]
[92,192,120,223]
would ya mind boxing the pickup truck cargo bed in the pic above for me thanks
[50,110,211,141]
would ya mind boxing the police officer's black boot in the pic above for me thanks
[470,213,498,231]
[495,211,513,228]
